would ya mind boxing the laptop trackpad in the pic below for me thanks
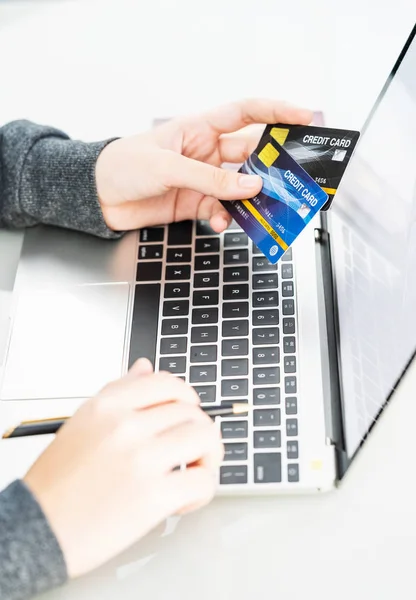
[0,284,129,400]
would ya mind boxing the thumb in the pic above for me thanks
[164,152,262,200]
[126,357,154,379]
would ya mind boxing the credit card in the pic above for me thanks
[222,135,328,263]
[259,124,360,209]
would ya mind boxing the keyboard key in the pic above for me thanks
[190,365,217,383]
[195,238,220,253]
[224,249,249,265]
[194,272,219,288]
[166,265,191,280]
[139,245,163,260]
[164,282,190,298]
[161,318,188,336]
[285,376,297,394]
[253,291,278,307]
[253,367,280,385]
[221,379,248,397]
[221,421,248,439]
[252,309,279,326]
[193,385,216,403]
[288,464,299,483]
[140,227,164,243]
[196,220,216,236]
[253,408,281,427]
[129,284,160,367]
[254,453,282,483]
[163,300,189,317]
[253,273,278,290]
[137,262,162,282]
[221,399,248,418]
[281,264,294,279]
[190,345,217,363]
[283,318,296,334]
[191,326,218,343]
[220,465,248,484]
[193,290,219,306]
[284,356,297,373]
[287,441,299,459]
[252,327,279,345]
[253,387,281,405]
[195,255,219,271]
[192,307,218,324]
[221,338,249,357]
[282,299,295,315]
[281,248,293,261]
[222,320,249,337]
[252,242,262,255]
[223,302,249,319]
[223,284,249,300]
[254,430,281,449]
[223,267,249,282]
[286,418,298,437]
[224,232,248,247]
[282,281,294,297]
[253,347,280,365]
[221,359,248,377]
[285,397,298,415]
[224,442,248,461]
[159,356,186,374]
[168,221,192,245]
[160,337,187,355]
[167,248,192,263]
[252,257,277,272]
[283,336,296,353]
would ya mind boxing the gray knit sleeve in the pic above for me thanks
[0,120,121,238]
[0,479,67,600]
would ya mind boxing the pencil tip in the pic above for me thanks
[233,403,250,414]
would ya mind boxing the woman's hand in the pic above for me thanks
[23,359,223,579]
[95,99,312,232]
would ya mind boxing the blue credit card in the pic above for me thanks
[221,135,329,263]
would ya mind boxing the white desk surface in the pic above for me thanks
[0,1,416,598]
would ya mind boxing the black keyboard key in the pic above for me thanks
[282,299,295,315]
[252,242,262,255]
[159,356,186,374]
[221,359,248,377]
[224,443,248,461]
[253,347,280,365]
[168,221,192,245]
[286,397,298,415]
[222,338,249,357]
[167,248,192,263]
[283,318,296,334]
[287,441,299,459]
[160,337,187,355]
[194,272,219,288]
[196,220,216,236]
[191,326,218,343]
[139,245,163,260]
[190,365,217,383]
[161,318,188,336]
[281,248,293,261]
[221,379,248,397]
[140,227,164,243]
[282,281,294,297]
[252,327,279,345]
[164,282,190,299]
[190,345,217,363]
[192,307,218,324]
[165,265,191,281]
[193,289,219,306]
[284,356,297,373]
[254,430,281,449]
[195,255,219,271]
[288,464,299,482]
[163,300,189,317]
[281,264,294,279]
[195,238,220,253]
[137,262,162,282]
[283,336,296,353]
[223,267,249,282]
[221,421,248,439]
[223,284,249,301]
[193,385,216,403]
[253,273,278,290]
[129,284,160,367]
[254,453,282,483]
[253,291,278,307]
[285,376,297,394]
[224,249,249,265]
[220,465,248,484]
[223,302,249,319]
[286,418,298,437]
[224,232,248,247]
[253,387,281,405]
[222,320,249,337]
[252,257,277,272]
[252,309,279,326]
[253,367,280,385]
[253,408,281,427]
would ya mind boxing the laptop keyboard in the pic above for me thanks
[130,220,300,487]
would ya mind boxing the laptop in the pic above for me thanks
[1,25,415,494]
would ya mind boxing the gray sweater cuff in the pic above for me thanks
[0,479,67,600]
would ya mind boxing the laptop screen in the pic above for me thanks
[329,28,416,459]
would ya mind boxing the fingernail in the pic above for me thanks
[239,174,262,189]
